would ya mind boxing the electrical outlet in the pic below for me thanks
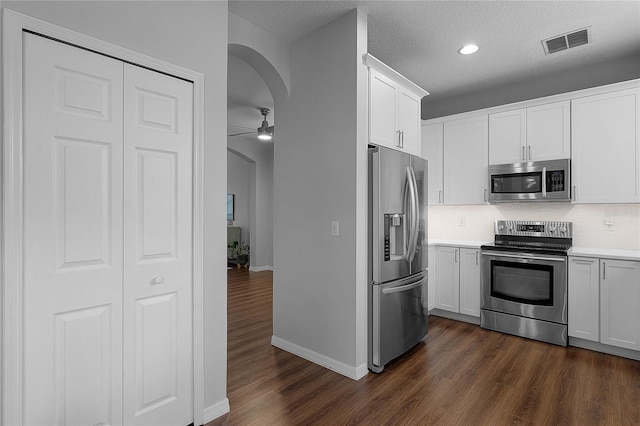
[604,218,614,232]
[458,216,466,227]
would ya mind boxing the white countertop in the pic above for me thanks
[569,247,640,262]
[427,239,488,249]
[427,240,640,261]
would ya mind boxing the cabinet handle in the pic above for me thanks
[602,262,606,280]
[438,190,442,204]
[455,250,458,263]
[397,130,401,148]
[528,146,532,160]
[401,130,404,148]
[483,189,487,202]
[475,251,479,265]
[572,186,576,201]
[522,146,525,161]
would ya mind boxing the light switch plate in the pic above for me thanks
[331,221,339,236]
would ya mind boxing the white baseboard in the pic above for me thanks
[429,309,481,325]
[271,335,368,380]
[569,337,640,361]
[249,265,273,272]
[203,398,230,424]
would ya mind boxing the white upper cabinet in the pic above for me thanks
[397,86,422,155]
[526,101,571,161]
[421,122,444,205]
[489,100,570,165]
[369,70,398,148]
[365,54,428,156]
[444,115,489,205]
[489,108,526,164]
[572,87,640,203]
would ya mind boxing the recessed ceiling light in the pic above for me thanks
[458,44,479,55]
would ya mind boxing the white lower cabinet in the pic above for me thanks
[427,246,436,311]
[434,246,480,317]
[568,256,640,352]
[459,248,481,317]
[568,257,600,342]
[435,247,460,312]
[600,259,640,350]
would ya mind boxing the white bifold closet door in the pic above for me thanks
[23,33,193,426]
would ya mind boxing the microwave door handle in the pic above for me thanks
[542,166,547,198]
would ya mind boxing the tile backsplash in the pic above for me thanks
[428,203,640,250]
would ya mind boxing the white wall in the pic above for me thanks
[1,0,229,416]
[272,9,368,378]
[429,204,640,250]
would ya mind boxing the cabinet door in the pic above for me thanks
[398,86,422,155]
[369,69,398,150]
[444,115,489,205]
[489,108,526,165]
[568,257,599,342]
[459,248,480,317]
[435,247,460,313]
[526,101,570,161]
[421,123,444,205]
[427,246,436,311]
[572,88,640,203]
[600,259,640,350]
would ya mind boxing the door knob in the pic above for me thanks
[151,275,165,285]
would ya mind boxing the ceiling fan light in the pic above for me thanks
[257,126,272,141]
[458,44,479,55]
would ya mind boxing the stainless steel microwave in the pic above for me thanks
[488,159,571,202]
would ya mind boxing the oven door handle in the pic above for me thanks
[481,251,566,263]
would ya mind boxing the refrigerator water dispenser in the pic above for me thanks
[384,213,406,261]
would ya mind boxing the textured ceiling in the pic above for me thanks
[228,0,640,134]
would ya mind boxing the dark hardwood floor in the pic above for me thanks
[209,268,640,425]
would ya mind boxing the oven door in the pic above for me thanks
[480,251,567,324]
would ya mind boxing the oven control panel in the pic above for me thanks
[495,220,573,238]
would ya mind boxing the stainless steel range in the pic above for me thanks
[480,220,573,346]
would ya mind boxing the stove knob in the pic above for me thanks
[559,226,567,234]
[507,225,514,233]
[498,224,505,232]
[548,224,556,232]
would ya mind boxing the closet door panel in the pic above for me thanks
[23,33,124,426]
[123,64,194,426]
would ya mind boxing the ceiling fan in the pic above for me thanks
[228,107,274,141]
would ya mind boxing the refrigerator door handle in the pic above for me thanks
[382,279,424,294]
[407,166,419,262]
[403,167,411,259]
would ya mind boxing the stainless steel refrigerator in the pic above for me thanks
[368,145,428,373]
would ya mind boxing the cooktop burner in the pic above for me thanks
[481,220,573,255]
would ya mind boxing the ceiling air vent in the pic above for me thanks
[542,27,591,55]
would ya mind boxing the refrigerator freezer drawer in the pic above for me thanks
[371,272,428,372]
